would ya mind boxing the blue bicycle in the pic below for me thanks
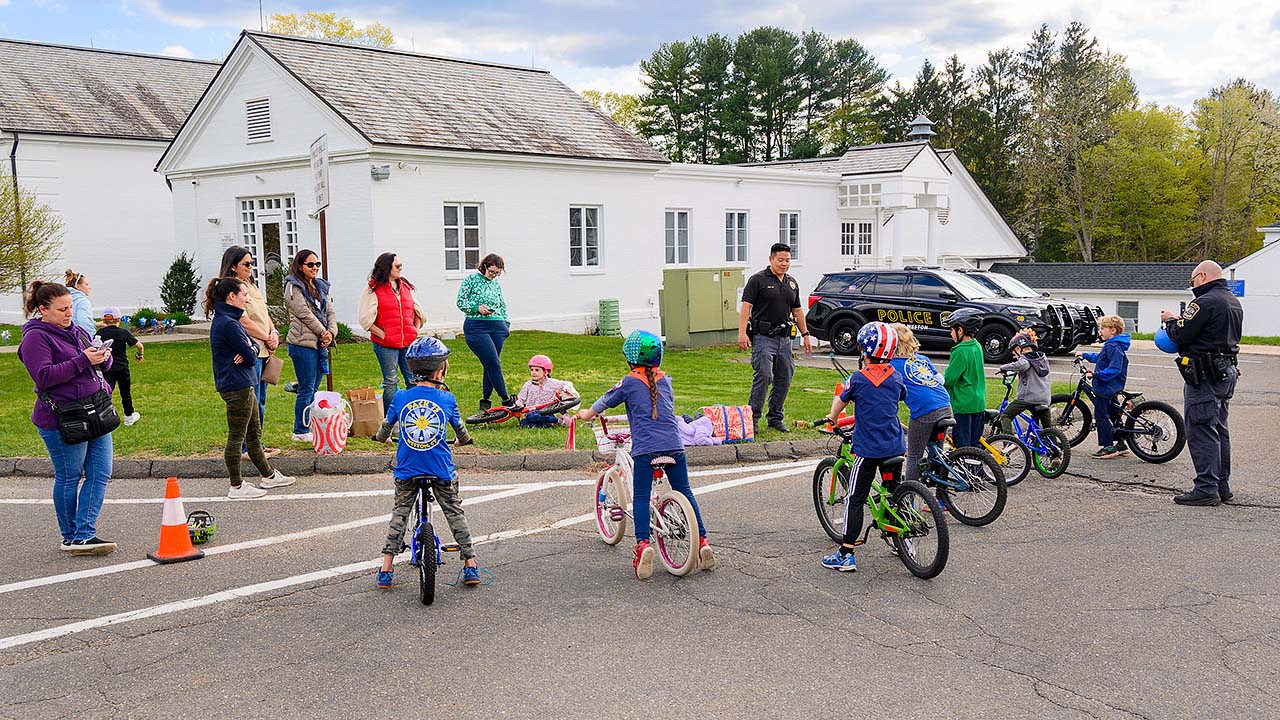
[916,416,1008,527]
[406,475,461,606]
[987,373,1072,479]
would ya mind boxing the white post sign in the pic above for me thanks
[309,134,330,212]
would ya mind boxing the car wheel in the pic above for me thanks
[829,318,862,356]
[977,324,1013,363]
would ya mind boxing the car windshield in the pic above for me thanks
[985,273,1042,299]
[937,271,997,300]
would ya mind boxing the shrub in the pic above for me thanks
[167,311,193,326]
[159,252,200,315]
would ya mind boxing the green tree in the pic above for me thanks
[734,27,803,160]
[637,40,697,162]
[581,90,642,133]
[159,252,201,315]
[968,49,1027,222]
[790,30,835,158]
[0,174,63,308]
[689,34,735,163]
[881,60,944,142]
[823,38,888,153]
[933,55,975,150]
[267,12,394,47]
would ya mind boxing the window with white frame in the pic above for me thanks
[725,211,748,263]
[779,211,799,259]
[664,210,689,265]
[858,221,873,255]
[444,203,483,271]
[569,206,601,268]
[839,182,882,208]
[839,221,874,256]
[236,196,298,271]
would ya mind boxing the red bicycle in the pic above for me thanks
[464,396,581,425]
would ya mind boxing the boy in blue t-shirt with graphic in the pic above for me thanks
[822,322,907,572]
[372,337,480,589]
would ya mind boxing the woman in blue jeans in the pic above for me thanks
[284,249,337,442]
[455,254,512,410]
[17,281,118,555]
[359,252,426,410]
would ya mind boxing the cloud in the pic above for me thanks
[160,44,193,58]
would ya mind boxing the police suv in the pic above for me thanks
[956,270,1104,354]
[805,267,1055,363]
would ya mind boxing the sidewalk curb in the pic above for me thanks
[1,439,833,479]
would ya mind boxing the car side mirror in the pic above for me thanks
[1041,291,1051,298]
[938,290,957,302]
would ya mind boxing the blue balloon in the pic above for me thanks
[1154,326,1179,354]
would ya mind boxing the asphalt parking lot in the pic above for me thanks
[2,349,1278,719]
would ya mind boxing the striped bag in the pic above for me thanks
[700,405,755,444]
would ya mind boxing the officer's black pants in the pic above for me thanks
[1184,366,1237,498]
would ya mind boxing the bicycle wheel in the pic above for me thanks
[1050,393,1093,447]
[889,480,949,579]
[465,408,513,425]
[812,457,850,543]
[537,397,581,415]
[594,467,627,545]
[986,433,1030,487]
[1122,400,1186,464]
[416,522,437,606]
[938,447,1007,527]
[1031,427,1072,479]
[653,492,699,576]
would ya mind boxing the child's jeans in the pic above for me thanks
[1094,394,1122,447]
[520,411,559,427]
[632,452,707,543]
[383,476,475,560]
[952,412,986,448]
[998,401,1051,435]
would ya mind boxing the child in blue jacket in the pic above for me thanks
[1077,315,1130,459]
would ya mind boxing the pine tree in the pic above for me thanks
[160,252,200,315]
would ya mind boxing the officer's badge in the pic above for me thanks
[789,280,797,290]
[1183,302,1200,320]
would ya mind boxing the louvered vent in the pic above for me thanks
[246,98,271,142]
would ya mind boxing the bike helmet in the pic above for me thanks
[1009,330,1038,350]
[942,307,984,335]
[622,329,663,367]
[187,510,216,544]
[1154,326,1179,354]
[857,322,898,361]
[528,354,553,374]
[406,336,451,380]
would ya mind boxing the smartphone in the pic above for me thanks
[99,338,114,350]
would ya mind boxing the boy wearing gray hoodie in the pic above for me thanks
[997,331,1052,434]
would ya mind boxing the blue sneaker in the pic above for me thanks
[821,549,857,572]
[376,570,393,589]
[462,565,481,586]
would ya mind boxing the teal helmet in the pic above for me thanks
[622,330,663,367]
[187,510,216,544]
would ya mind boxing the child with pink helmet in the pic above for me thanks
[515,354,579,427]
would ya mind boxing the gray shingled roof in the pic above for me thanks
[989,262,1197,291]
[739,141,934,176]
[247,32,665,163]
[0,38,218,140]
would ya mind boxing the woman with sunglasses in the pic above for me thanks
[217,246,281,457]
[455,253,512,411]
[63,268,98,337]
[284,249,337,443]
[359,253,426,410]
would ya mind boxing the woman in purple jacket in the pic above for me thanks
[17,281,118,556]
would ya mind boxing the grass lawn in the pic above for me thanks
[0,331,1066,458]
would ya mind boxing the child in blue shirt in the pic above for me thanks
[575,330,714,580]
[822,322,907,572]
[373,337,480,589]
[1077,315,1131,459]
[889,323,953,483]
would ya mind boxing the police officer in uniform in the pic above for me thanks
[1160,260,1243,506]
[738,243,813,433]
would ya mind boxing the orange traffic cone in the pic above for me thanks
[147,477,204,564]
[832,383,849,422]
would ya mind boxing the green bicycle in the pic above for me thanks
[811,419,949,579]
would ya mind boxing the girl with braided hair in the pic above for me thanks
[575,330,715,580]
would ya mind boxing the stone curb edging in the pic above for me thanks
[0,439,833,479]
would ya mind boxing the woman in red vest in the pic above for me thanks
[359,253,426,410]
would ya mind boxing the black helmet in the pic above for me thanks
[1009,331,1038,350]
[942,307,983,334]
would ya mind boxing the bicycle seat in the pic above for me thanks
[931,417,956,436]
[879,456,906,482]
[407,475,442,499]
[983,409,1000,422]
[650,456,677,470]
[1118,390,1143,402]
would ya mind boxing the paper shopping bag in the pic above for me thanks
[346,386,385,438]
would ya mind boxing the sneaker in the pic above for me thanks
[60,540,75,552]
[1173,490,1220,506]
[767,420,790,433]
[291,432,313,443]
[283,382,300,394]
[227,483,268,499]
[479,399,492,412]
[258,470,296,489]
[122,412,141,426]
[883,536,900,556]
[1221,491,1235,503]
[69,537,117,555]
[376,570,393,589]
[698,537,716,571]
[1091,445,1121,459]
[462,565,481,586]
[633,540,654,580]
[821,549,857,572]
[934,494,947,512]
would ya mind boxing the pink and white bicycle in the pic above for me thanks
[590,416,699,576]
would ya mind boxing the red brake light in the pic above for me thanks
[808,294,821,308]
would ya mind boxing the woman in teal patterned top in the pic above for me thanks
[456,254,511,411]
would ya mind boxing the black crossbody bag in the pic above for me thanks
[38,335,120,444]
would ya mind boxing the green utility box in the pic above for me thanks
[660,267,746,348]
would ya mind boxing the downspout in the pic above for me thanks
[7,129,26,313]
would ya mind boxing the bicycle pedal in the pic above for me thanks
[850,539,865,547]
[609,507,624,522]
[441,544,460,553]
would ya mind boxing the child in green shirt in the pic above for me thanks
[942,309,987,448]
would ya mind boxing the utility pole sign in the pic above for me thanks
[310,134,334,391]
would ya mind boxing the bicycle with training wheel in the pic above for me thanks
[1049,357,1186,463]
[810,419,949,579]
[591,417,701,576]
[405,475,462,606]
[987,373,1072,479]
[465,396,581,425]
[913,416,1007,526]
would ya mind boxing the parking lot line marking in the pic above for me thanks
[0,484,551,597]
[0,462,817,651]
